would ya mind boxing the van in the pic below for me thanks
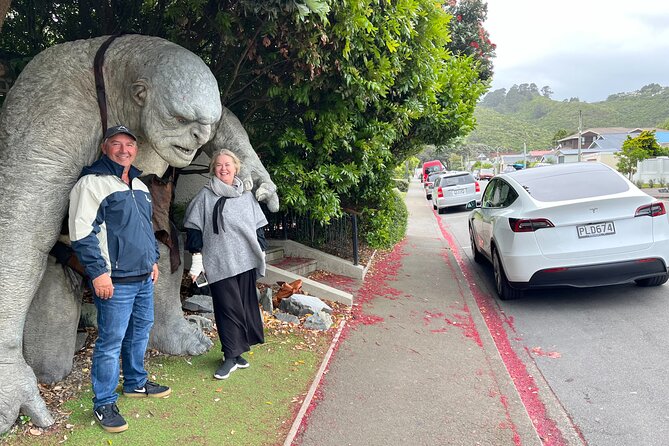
[422,160,445,183]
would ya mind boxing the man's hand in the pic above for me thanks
[92,273,114,299]
[151,263,159,284]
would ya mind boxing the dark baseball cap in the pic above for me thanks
[104,125,137,141]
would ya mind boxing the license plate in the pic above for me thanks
[452,189,466,196]
[577,221,615,238]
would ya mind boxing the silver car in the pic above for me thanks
[424,171,444,200]
[431,171,481,213]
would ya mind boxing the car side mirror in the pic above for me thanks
[465,200,480,210]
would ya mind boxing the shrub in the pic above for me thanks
[360,189,408,249]
[392,178,409,192]
[635,180,644,189]
[649,178,655,188]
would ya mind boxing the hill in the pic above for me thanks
[467,83,669,152]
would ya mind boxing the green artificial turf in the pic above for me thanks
[4,333,327,446]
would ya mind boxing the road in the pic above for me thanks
[432,193,669,446]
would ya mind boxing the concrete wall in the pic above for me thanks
[634,157,669,184]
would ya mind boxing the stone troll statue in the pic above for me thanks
[0,34,279,432]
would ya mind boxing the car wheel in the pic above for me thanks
[426,194,431,200]
[492,249,522,300]
[433,203,437,210]
[437,206,446,214]
[635,274,669,287]
[469,225,484,264]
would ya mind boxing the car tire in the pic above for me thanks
[426,194,431,200]
[437,207,446,214]
[635,274,669,287]
[469,225,484,264]
[433,203,437,210]
[492,248,522,300]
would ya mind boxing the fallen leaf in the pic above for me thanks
[265,401,273,405]
[29,428,41,436]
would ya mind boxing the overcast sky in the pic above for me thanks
[484,0,669,103]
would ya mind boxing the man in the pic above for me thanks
[69,125,171,433]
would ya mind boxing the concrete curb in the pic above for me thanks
[283,318,347,446]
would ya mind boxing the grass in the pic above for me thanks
[2,331,330,446]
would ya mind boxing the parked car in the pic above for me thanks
[431,171,481,213]
[422,160,445,183]
[467,162,669,300]
[476,168,495,180]
[424,171,444,200]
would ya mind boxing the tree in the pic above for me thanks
[0,0,489,243]
[616,130,663,178]
[444,0,495,82]
[540,85,553,98]
[551,129,571,147]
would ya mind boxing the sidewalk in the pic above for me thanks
[291,180,542,445]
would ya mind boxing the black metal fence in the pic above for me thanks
[263,210,360,265]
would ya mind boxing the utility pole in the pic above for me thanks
[577,110,583,162]
[523,142,527,168]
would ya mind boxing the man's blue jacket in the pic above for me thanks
[69,156,159,281]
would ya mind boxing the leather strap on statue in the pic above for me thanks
[141,169,183,274]
[94,34,124,136]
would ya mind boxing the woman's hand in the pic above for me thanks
[189,253,204,282]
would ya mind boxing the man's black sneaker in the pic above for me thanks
[94,403,128,433]
[235,356,250,369]
[124,380,172,398]
[214,358,238,379]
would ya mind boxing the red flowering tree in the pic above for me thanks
[445,0,496,81]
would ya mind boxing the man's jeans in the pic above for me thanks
[92,277,154,409]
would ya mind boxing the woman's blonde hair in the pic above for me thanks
[209,149,241,176]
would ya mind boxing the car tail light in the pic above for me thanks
[475,181,480,192]
[635,202,666,217]
[437,187,443,198]
[508,218,555,232]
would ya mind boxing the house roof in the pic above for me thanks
[589,133,630,151]
[655,131,669,144]
[558,127,664,142]
[529,150,553,157]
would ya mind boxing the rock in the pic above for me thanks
[279,294,332,317]
[75,331,88,351]
[186,315,214,331]
[274,311,300,324]
[182,294,214,313]
[304,311,333,331]
[259,288,273,313]
[79,303,97,328]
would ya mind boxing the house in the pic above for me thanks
[557,127,632,151]
[555,128,667,166]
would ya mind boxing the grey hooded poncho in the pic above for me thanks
[183,176,268,283]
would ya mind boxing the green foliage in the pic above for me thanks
[444,0,495,81]
[470,84,669,151]
[361,189,408,249]
[392,178,409,192]
[615,130,662,177]
[0,0,489,245]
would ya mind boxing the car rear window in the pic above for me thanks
[440,173,474,186]
[517,169,630,202]
[427,172,442,183]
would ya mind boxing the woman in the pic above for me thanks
[183,149,268,380]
